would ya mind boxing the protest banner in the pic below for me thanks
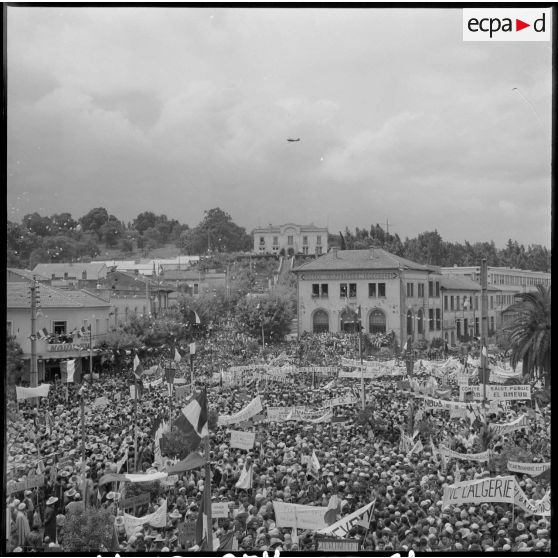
[15,384,50,401]
[212,502,233,519]
[218,396,263,426]
[91,396,110,410]
[230,430,256,450]
[177,520,197,547]
[143,377,163,389]
[324,394,359,408]
[459,384,531,401]
[513,482,551,517]
[439,445,491,463]
[338,370,379,380]
[507,461,551,476]
[119,492,150,510]
[489,415,529,436]
[317,501,375,537]
[7,475,45,495]
[123,499,167,535]
[442,476,515,509]
[272,501,329,530]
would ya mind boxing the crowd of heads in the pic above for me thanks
[6,329,551,552]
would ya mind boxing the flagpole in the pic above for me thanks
[204,427,213,551]
[133,377,138,473]
[80,388,87,510]
[89,325,93,382]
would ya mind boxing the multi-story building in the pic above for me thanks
[252,223,328,256]
[7,283,111,382]
[440,275,501,346]
[440,265,550,330]
[292,248,443,344]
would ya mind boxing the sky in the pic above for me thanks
[7,6,552,248]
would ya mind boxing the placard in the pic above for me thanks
[7,475,45,495]
[459,384,531,401]
[507,461,551,476]
[230,430,256,450]
[272,501,329,530]
[443,476,515,508]
[317,538,359,552]
[211,502,233,518]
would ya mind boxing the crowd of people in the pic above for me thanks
[6,329,551,553]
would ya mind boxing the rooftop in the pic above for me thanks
[440,275,500,292]
[32,262,107,277]
[292,248,439,273]
[7,268,50,282]
[7,283,111,309]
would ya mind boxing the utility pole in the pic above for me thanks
[89,324,93,381]
[30,278,39,407]
[204,432,213,551]
[80,388,87,510]
[480,258,489,422]
[358,306,365,409]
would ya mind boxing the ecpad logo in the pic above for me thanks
[463,9,550,42]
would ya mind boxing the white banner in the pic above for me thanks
[439,445,491,463]
[317,501,375,537]
[443,476,515,508]
[212,502,232,519]
[229,430,256,450]
[507,461,550,476]
[489,415,529,436]
[123,499,167,536]
[324,394,359,408]
[218,396,263,426]
[272,501,329,530]
[16,384,50,401]
[459,384,531,401]
[143,377,163,389]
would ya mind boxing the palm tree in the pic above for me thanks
[505,285,551,385]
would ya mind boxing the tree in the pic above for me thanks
[79,208,109,240]
[133,211,158,235]
[51,213,78,234]
[23,212,54,236]
[143,226,163,249]
[61,507,115,553]
[505,285,551,385]
[99,216,125,247]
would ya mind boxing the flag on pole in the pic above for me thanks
[174,348,182,363]
[194,311,201,325]
[36,328,49,340]
[61,359,76,383]
[174,389,209,452]
[319,500,376,537]
[235,461,253,489]
[403,340,408,351]
[324,494,341,525]
[454,461,462,483]
[189,342,196,355]
[133,354,140,371]
[482,346,488,357]
[308,450,321,479]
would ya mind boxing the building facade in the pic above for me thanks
[7,283,111,382]
[32,262,108,289]
[440,276,501,346]
[292,248,444,344]
[252,223,328,256]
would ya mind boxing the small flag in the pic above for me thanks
[133,354,140,372]
[189,342,196,356]
[194,311,201,325]
[235,461,253,489]
[454,461,462,483]
[36,328,49,340]
[174,389,209,452]
[324,494,341,525]
[174,348,182,363]
[482,346,488,357]
[403,341,407,351]
[195,490,207,545]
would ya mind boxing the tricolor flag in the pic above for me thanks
[174,348,182,363]
[308,450,321,479]
[235,460,253,490]
[403,341,408,351]
[319,500,376,537]
[174,389,209,452]
[324,494,341,525]
[482,346,488,357]
[36,328,49,340]
[133,354,143,380]
[61,359,76,383]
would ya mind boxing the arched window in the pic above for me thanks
[417,309,424,335]
[368,309,386,334]
[313,310,329,333]
[406,310,414,338]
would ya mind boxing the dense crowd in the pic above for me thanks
[6,330,551,553]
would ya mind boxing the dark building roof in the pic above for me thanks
[441,275,500,292]
[7,268,50,282]
[292,248,439,273]
[7,283,111,309]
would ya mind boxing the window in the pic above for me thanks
[302,246,309,255]
[474,296,478,311]
[349,283,357,298]
[470,296,473,309]
[406,283,414,297]
[312,284,320,298]
[450,296,454,311]
[340,283,348,298]
[288,236,294,246]
[406,310,414,337]
[53,321,67,335]
[369,283,376,297]
[316,236,322,245]
[428,281,434,297]
[418,283,424,298]
[444,296,448,311]
[475,317,480,336]
[303,236,308,245]
[52,274,56,280]
[428,309,434,331]
[435,281,440,297]
[273,236,278,246]
[456,319,461,339]
[490,316,495,332]
[490,296,493,310]
[313,310,329,333]
[64,272,69,280]
[417,309,424,335]
[82,270,87,280]
[259,236,265,245]
[435,309,441,331]
[369,309,386,334]
[456,296,460,311]
[321,284,328,298]
[316,246,322,255]
[193,283,199,295]
[378,283,386,297]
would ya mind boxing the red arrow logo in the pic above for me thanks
[516,19,530,31]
